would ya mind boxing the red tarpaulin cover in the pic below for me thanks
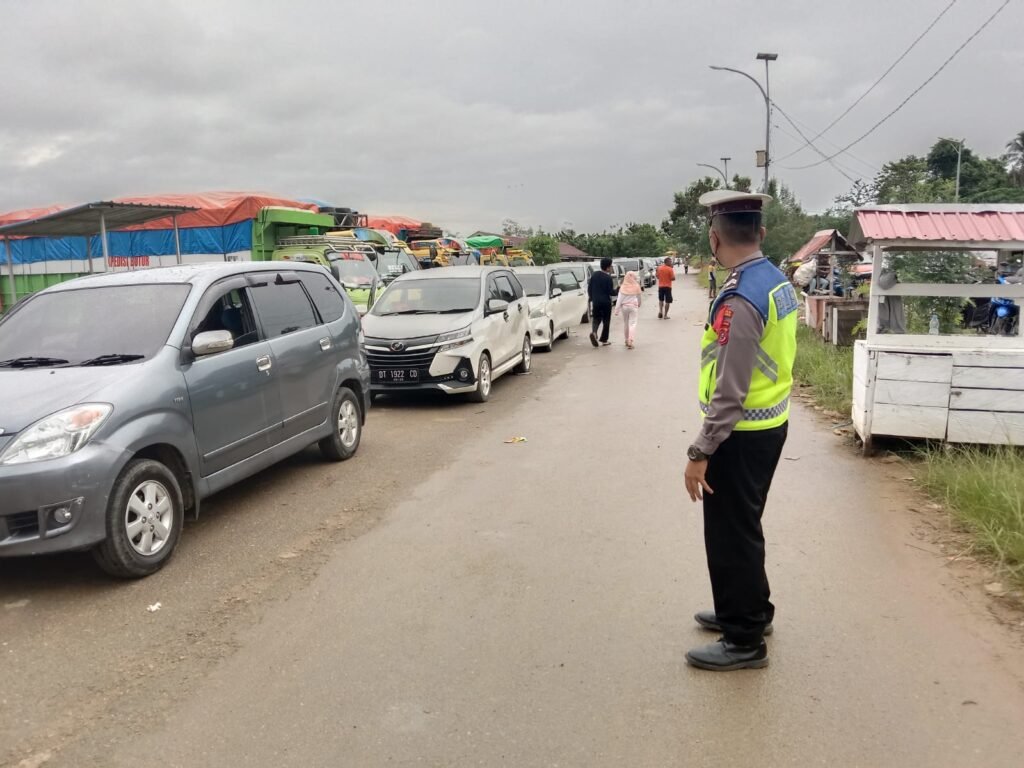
[367,215,423,236]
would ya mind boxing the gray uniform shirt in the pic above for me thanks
[693,258,766,455]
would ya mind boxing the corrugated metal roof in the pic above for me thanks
[788,230,835,265]
[851,204,1024,247]
[0,201,198,238]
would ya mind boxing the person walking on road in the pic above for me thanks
[656,256,676,319]
[589,257,615,347]
[684,261,690,275]
[683,190,799,672]
[707,261,718,300]
[615,270,642,348]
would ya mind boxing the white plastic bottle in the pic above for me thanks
[929,313,940,335]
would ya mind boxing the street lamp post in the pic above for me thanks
[697,162,728,186]
[720,156,731,184]
[710,52,778,193]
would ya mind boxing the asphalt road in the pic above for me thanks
[4,274,1024,767]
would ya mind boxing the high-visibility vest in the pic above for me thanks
[698,257,798,431]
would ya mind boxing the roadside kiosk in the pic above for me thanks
[848,204,1024,453]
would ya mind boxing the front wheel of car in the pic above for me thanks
[513,335,532,374]
[469,352,492,402]
[540,322,554,351]
[92,459,185,578]
[319,386,362,461]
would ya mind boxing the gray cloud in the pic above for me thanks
[1,0,1021,234]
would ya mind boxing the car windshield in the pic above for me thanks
[619,259,640,272]
[371,278,480,315]
[0,284,191,368]
[331,258,378,284]
[517,274,547,297]
[375,250,413,275]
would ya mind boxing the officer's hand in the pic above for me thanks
[684,460,714,502]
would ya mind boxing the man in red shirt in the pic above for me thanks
[656,257,676,319]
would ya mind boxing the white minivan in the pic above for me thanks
[361,266,532,402]
[513,266,589,351]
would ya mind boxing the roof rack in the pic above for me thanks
[276,235,375,251]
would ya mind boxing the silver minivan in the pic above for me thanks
[0,262,370,577]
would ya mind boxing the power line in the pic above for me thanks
[774,122,871,180]
[777,114,881,174]
[776,0,958,163]
[789,0,1013,170]
[769,102,859,182]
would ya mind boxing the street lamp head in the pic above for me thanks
[756,52,778,61]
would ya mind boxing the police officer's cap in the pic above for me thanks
[699,190,773,218]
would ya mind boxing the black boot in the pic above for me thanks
[694,610,773,636]
[686,639,768,671]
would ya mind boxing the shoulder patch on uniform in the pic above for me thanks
[773,283,799,319]
[713,305,733,345]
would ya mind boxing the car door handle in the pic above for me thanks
[256,355,272,372]
[319,337,332,351]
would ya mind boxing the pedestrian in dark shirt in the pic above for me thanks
[707,261,718,299]
[588,257,615,347]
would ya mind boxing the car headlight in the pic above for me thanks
[438,326,472,352]
[530,305,547,319]
[0,404,112,465]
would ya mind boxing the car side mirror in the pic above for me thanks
[487,298,510,315]
[550,287,563,298]
[192,330,235,357]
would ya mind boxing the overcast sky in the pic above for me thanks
[1,0,1021,235]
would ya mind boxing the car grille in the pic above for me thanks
[2,510,40,539]
[365,348,437,369]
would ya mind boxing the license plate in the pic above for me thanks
[375,369,420,382]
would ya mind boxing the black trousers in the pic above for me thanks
[591,302,612,342]
[703,422,788,646]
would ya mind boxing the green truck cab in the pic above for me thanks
[271,235,384,314]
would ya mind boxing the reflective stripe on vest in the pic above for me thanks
[700,396,790,422]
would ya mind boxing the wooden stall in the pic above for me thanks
[847,205,1024,452]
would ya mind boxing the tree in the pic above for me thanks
[731,175,753,193]
[834,180,878,208]
[524,234,560,265]
[501,218,534,238]
[662,176,721,260]
[873,156,951,203]
[1005,130,1024,187]
[760,182,817,266]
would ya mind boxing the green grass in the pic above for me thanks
[792,324,853,414]
[696,267,728,289]
[917,446,1024,587]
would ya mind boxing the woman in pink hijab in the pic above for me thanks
[615,270,643,349]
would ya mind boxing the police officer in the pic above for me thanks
[683,190,799,671]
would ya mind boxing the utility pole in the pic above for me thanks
[720,157,731,184]
[710,52,778,194]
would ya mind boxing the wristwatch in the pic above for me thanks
[687,445,709,462]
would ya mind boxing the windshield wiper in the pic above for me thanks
[0,356,70,369]
[77,353,146,367]
[435,308,475,314]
